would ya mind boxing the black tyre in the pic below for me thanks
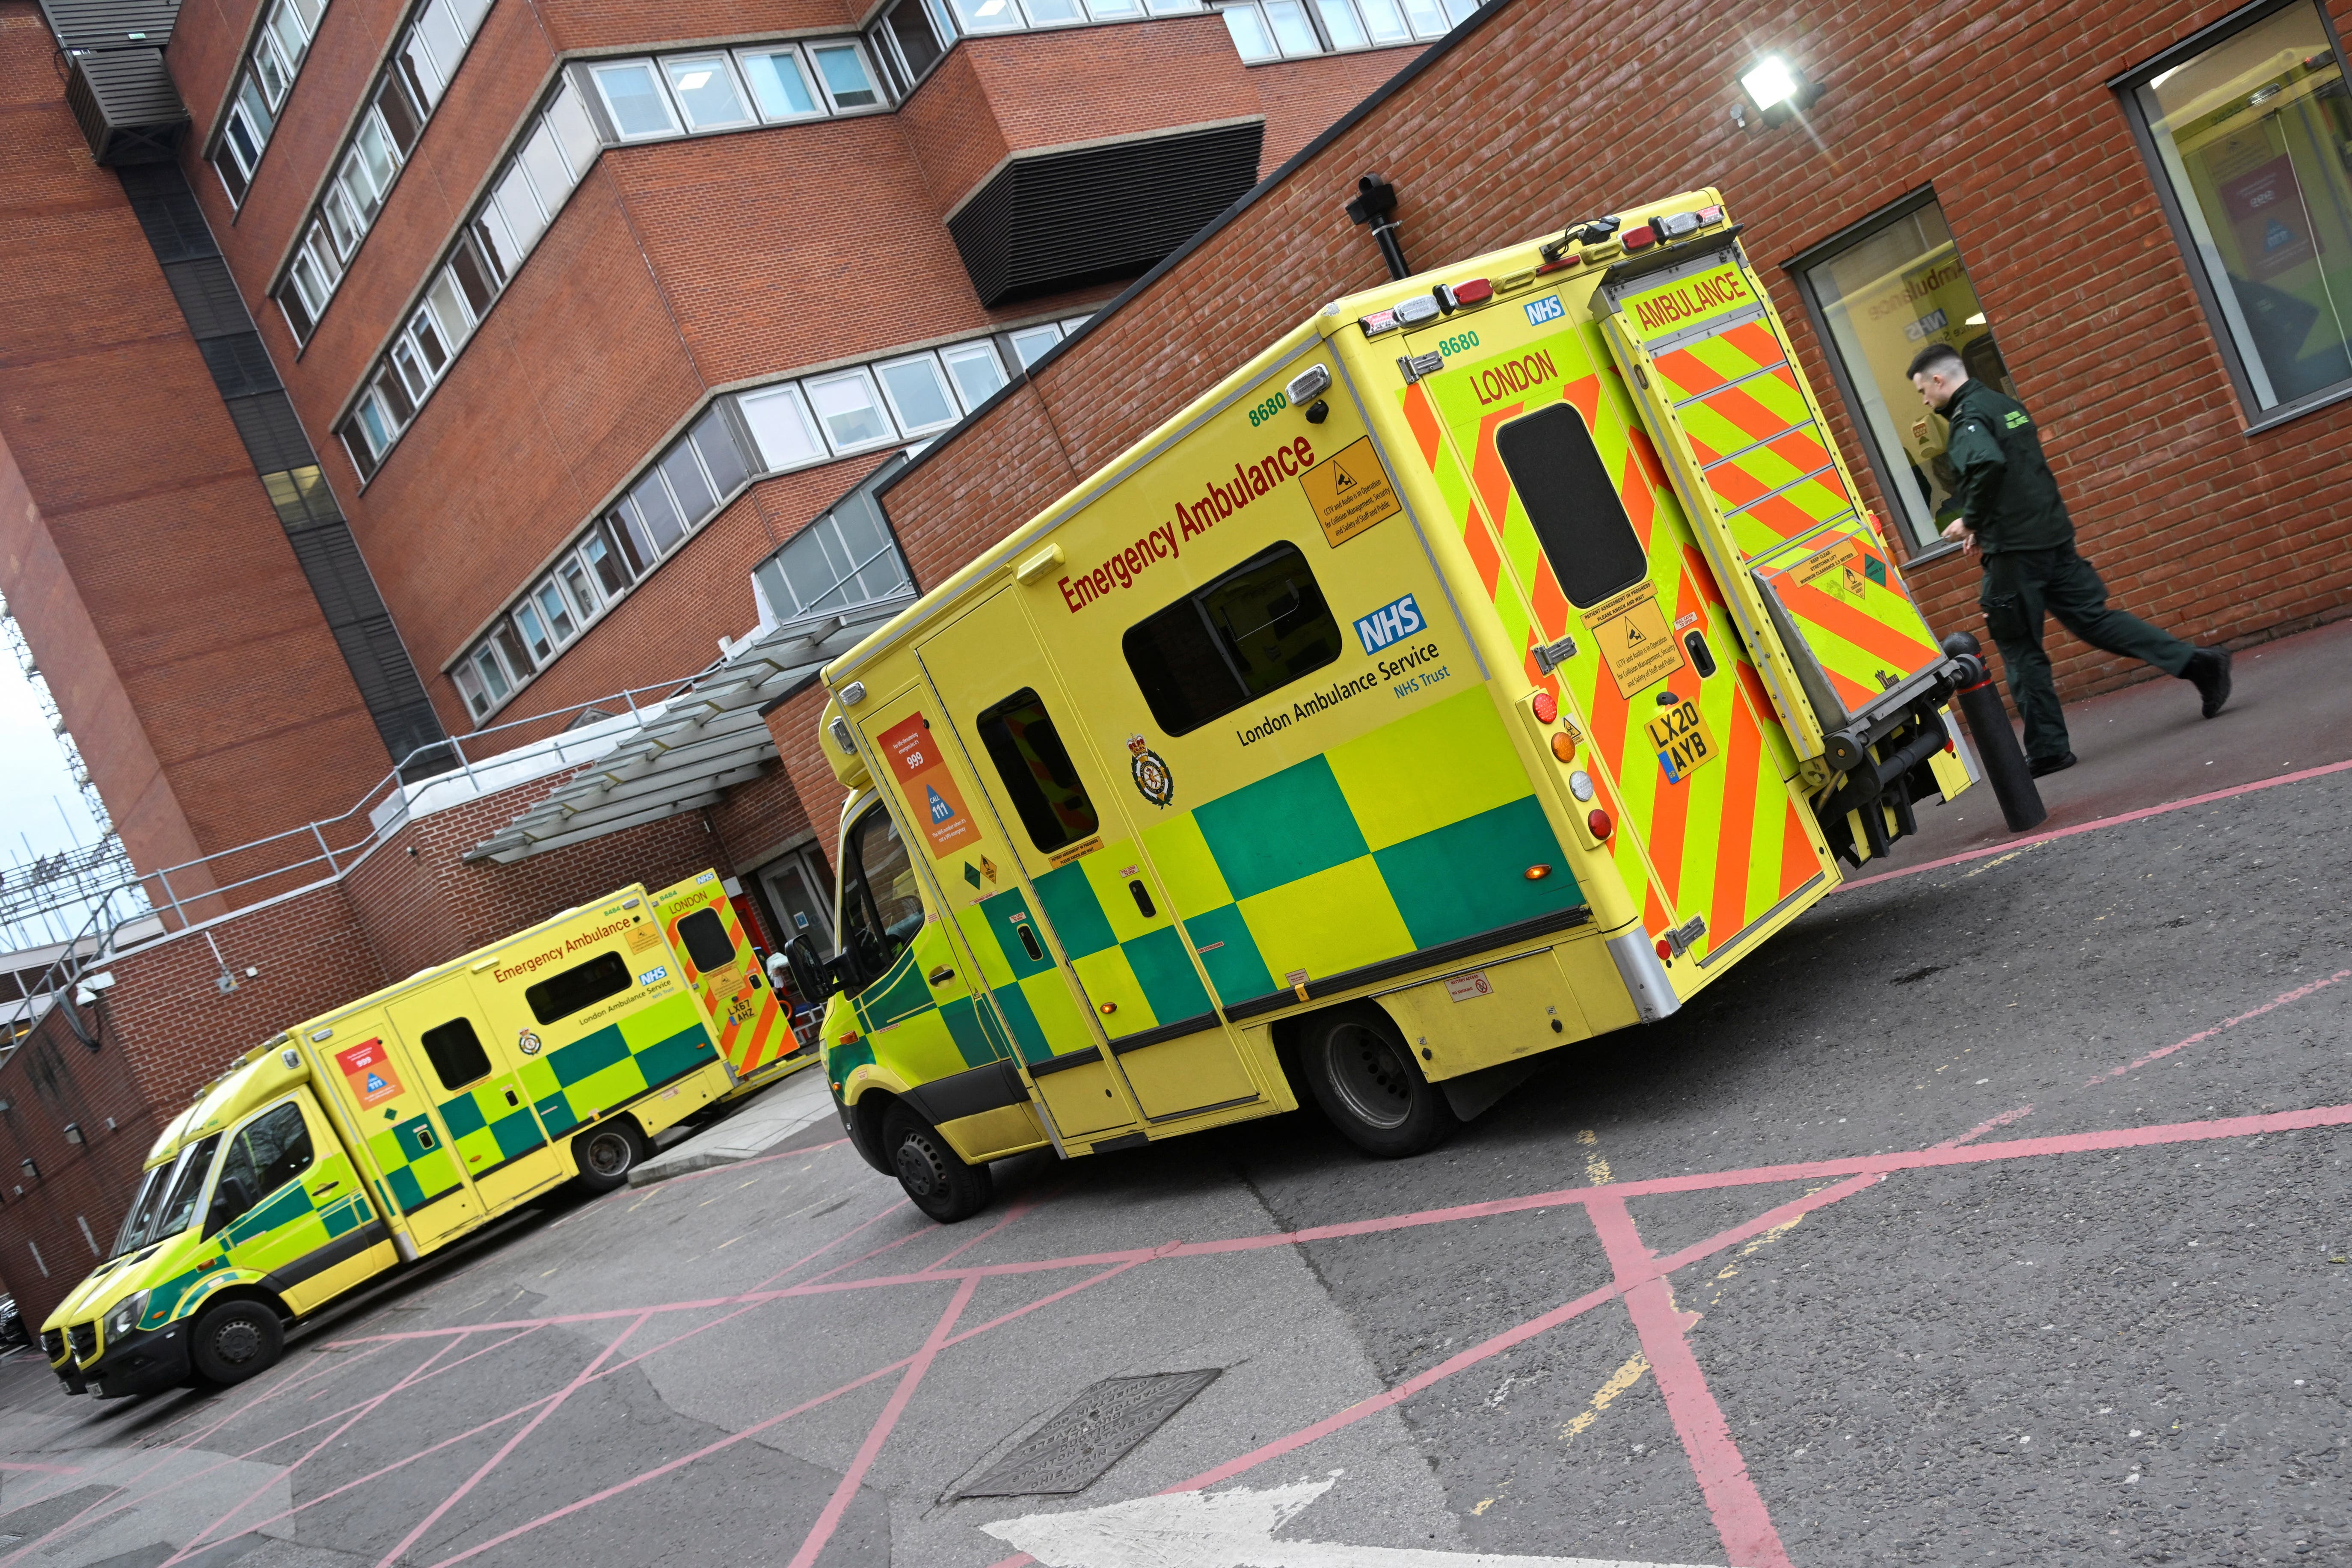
[1299,1005,1458,1158]
[190,1299,284,1386]
[572,1118,647,1193]
[881,1104,993,1224]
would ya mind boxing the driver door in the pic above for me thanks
[206,1094,389,1313]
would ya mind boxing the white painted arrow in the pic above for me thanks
[981,1477,1723,1568]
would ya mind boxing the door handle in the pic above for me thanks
[415,1126,436,1150]
[505,1088,521,1108]
[308,1180,340,1198]
[927,966,955,985]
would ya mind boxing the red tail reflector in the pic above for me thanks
[1531,691,1558,725]
[1588,808,1613,840]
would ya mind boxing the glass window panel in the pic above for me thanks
[1797,199,2003,551]
[584,527,632,595]
[494,619,534,677]
[451,237,500,311]
[1086,0,1142,15]
[1262,0,1321,55]
[236,73,275,137]
[306,224,343,282]
[663,54,754,130]
[591,61,680,138]
[399,28,446,112]
[947,0,1022,30]
[976,688,1098,853]
[833,493,913,602]
[447,0,491,36]
[267,0,309,57]
[875,354,958,433]
[1314,0,1366,48]
[419,0,466,78]
[516,122,574,212]
[2133,5,2352,410]
[279,281,315,340]
[356,113,400,196]
[737,384,824,468]
[1008,323,1062,366]
[546,81,602,176]
[1027,0,1086,21]
[288,0,323,34]
[525,952,632,1025]
[534,581,577,642]
[252,33,291,106]
[1440,0,1477,21]
[425,272,472,344]
[493,162,548,252]
[689,405,751,497]
[810,42,881,108]
[1123,541,1341,734]
[407,308,448,373]
[608,505,655,575]
[657,441,719,526]
[339,149,380,220]
[375,364,415,423]
[1219,0,1273,44]
[289,251,331,316]
[629,470,686,552]
[1353,0,1408,40]
[390,340,429,400]
[739,47,823,120]
[1400,0,1447,35]
[879,6,941,81]
[454,659,491,718]
[805,369,893,449]
[941,341,1007,409]
[354,394,394,455]
[321,182,361,253]
[1147,0,1202,13]
[214,145,250,202]
[375,75,423,155]
[514,600,553,662]
[559,555,600,616]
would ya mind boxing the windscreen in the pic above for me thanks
[107,1165,170,1258]
[151,1134,224,1242]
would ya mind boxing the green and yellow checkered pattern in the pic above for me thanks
[138,1150,377,1330]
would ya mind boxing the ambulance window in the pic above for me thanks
[526,950,633,1024]
[108,1165,169,1257]
[839,803,922,979]
[153,1134,224,1240]
[420,1017,493,1089]
[1495,403,1648,608]
[974,688,1098,853]
[676,908,737,972]
[1122,542,1342,736]
[211,1102,314,1235]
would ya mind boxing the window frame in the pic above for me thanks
[804,366,901,453]
[735,44,829,121]
[807,39,887,110]
[589,58,685,139]
[872,351,963,435]
[661,51,759,131]
[2111,0,2352,430]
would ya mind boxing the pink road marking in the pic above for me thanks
[1942,1105,2034,1147]
[921,1187,1051,1275]
[1589,1194,1791,1568]
[785,1275,979,1568]
[164,1335,475,1568]
[376,1313,650,1568]
[1842,756,2352,890]
[2088,969,2352,1086]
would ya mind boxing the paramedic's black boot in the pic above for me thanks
[2184,647,2232,718]
[2028,751,2076,778]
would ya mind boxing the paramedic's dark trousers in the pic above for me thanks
[1979,546,2196,762]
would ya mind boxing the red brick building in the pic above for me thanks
[6,0,2352,1319]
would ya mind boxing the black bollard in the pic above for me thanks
[1942,632,2046,832]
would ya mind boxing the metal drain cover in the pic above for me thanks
[958,1368,1221,1498]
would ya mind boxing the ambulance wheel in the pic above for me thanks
[190,1299,283,1386]
[1300,1005,1458,1158]
[572,1119,647,1193]
[881,1104,992,1224]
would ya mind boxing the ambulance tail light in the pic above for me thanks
[1622,224,1658,252]
[1530,691,1558,725]
[1551,732,1577,763]
[1588,807,1613,840]
[1435,279,1493,312]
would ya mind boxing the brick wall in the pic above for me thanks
[884,0,2352,704]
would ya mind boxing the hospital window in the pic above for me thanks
[2121,0,2352,421]
[1122,541,1343,736]
[975,689,1100,853]
[1789,195,2014,553]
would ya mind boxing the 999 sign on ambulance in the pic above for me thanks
[40,870,808,1398]
[789,189,1980,1222]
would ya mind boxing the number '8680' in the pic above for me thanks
[1246,392,1289,426]
[1438,330,1480,356]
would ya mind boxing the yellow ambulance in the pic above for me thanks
[790,190,1976,1222]
[41,869,807,1397]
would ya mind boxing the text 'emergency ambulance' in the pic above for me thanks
[1060,436,1315,613]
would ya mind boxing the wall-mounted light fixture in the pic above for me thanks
[19,1159,36,1180]
[1734,53,1821,127]
[62,1123,83,1145]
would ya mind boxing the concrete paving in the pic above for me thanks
[630,1060,837,1186]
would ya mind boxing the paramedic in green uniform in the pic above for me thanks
[1907,343,2230,777]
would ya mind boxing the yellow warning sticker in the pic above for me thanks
[1789,536,1863,598]
[1299,436,1401,547]
[1583,584,1685,699]
[628,925,661,952]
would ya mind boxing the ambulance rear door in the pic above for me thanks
[652,872,800,1088]
[1390,275,1833,974]
[1594,230,1952,765]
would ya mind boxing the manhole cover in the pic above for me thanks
[958,1368,1221,1498]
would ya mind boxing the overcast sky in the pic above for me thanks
[0,656,103,865]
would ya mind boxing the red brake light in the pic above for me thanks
[1535,254,1584,275]
[1655,937,1673,959]
[1531,691,1558,725]
[1622,225,1657,252]
[1451,278,1494,307]
[1588,808,1613,840]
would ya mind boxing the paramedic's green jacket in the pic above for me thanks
[1942,379,2073,555]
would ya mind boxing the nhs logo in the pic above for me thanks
[1524,293,1565,327]
[1355,593,1426,654]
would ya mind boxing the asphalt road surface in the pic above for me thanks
[2,760,2346,1568]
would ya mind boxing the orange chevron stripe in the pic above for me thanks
[1779,798,1818,897]
[1779,578,1943,670]
[1720,320,1785,368]
[1710,686,1765,951]
[1404,382,1444,465]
